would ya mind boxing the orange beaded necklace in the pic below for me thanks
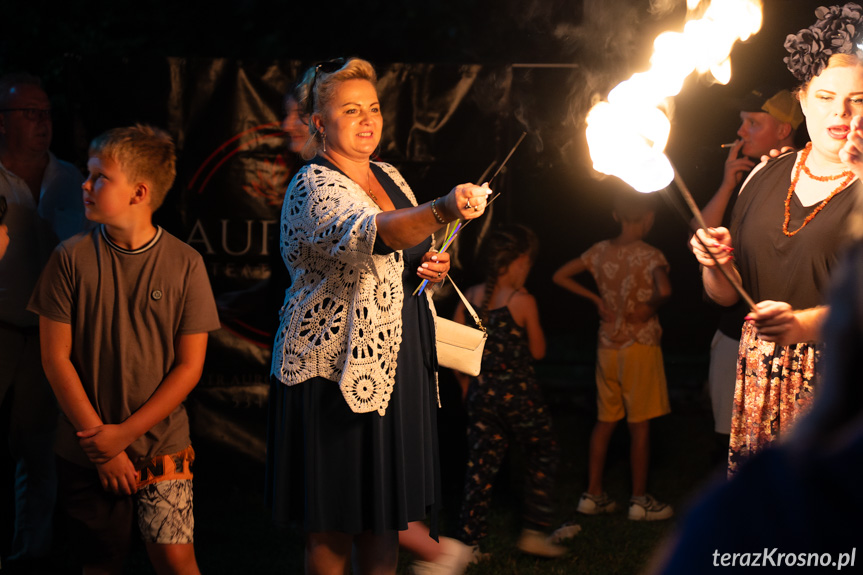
[783,143,856,237]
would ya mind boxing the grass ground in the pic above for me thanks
[2,353,721,574]
[173,360,721,575]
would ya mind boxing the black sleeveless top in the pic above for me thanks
[730,152,862,310]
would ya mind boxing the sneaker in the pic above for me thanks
[548,521,582,544]
[410,536,473,575]
[628,494,674,521]
[516,528,567,558]
[576,491,617,515]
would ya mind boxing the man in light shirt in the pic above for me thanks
[0,72,88,570]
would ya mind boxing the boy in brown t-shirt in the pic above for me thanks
[28,125,219,574]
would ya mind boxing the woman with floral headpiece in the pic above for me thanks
[691,2,863,477]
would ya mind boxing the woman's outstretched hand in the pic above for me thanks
[444,182,492,221]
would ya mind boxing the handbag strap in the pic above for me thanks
[446,275,486,333]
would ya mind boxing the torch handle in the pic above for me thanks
[673,172,711,232]
[672,171,758,311]
[691,232,758,310]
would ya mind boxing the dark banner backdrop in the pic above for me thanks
[57,55,739,460]
[59,57,525,459]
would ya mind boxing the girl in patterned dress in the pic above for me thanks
[452,225,565,559]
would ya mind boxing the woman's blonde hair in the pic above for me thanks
[295,58,377,160]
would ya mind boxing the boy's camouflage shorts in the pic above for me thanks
[136,446,195,544]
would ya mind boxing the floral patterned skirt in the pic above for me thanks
[728,322,822,477]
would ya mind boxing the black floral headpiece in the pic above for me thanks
[784,2,863,83]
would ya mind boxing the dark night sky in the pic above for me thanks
[1,1,832,74]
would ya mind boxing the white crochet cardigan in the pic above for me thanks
[270,160,434,415]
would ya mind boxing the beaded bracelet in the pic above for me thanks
[430,197,447,224]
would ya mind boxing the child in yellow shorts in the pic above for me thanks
[552,189,673,522]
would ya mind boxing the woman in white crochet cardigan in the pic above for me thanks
[266,57,490,575]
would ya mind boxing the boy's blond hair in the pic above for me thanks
[89,124,176,210]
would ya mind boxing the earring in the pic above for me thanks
[321,130,326,153]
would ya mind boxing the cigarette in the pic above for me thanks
[720,142,737,148]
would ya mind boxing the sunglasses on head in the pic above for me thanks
[306,58,346,115]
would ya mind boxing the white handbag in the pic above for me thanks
[435,276,487,377]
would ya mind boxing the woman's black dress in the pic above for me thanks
[266,160,440,535]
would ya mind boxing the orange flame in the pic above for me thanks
[586,0,762,193]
